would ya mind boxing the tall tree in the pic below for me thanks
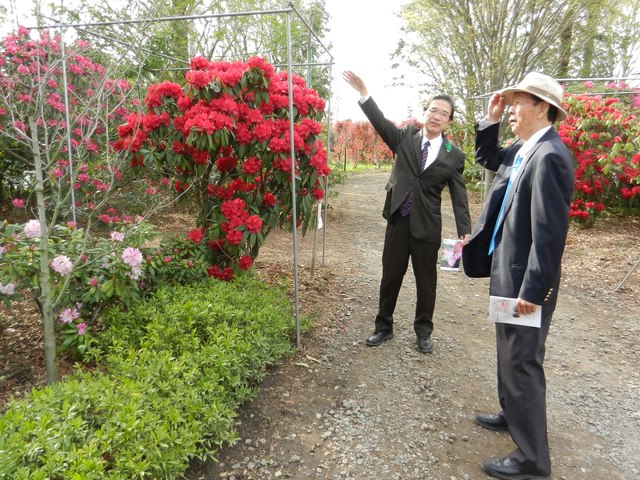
[393,0,585,124]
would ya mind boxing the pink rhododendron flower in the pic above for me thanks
[89,277,99,287]
[110,231,125,242]
[24,220,41,238]
[76,322,87,335]
[59,307,80,324]
[51,255,73,275]
[128,265,142,280]
[121,247,143,268]
[11,198,25,208]
[0,282,16,295]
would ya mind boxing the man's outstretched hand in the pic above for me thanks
[342,71,368,97]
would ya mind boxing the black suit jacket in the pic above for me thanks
[360,97,471,243]
[462,122,574,305]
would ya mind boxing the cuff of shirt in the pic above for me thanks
[478,119,498,129]
[358,94,371,104]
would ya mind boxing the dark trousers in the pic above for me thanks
[374,214,439,338]
[496,286,559,476]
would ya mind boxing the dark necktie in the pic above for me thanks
[399,141,430,217]
[488,153,523,254]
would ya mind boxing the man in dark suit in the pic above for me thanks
[343,71,471,353]
[462,72,574,480]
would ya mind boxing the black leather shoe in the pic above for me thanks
[366,331,393,346]
[481,457,550,479]
[475,411,508,431]
[417,336,433,353]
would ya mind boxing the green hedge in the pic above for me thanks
[0,275,299,479]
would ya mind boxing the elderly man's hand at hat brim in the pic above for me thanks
[486,93,506,123]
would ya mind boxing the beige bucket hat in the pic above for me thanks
[499,72,568,121]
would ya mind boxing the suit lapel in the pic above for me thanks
[412,131,423,173]
[502,133,551,215]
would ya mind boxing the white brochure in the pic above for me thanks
[489,296,541,328]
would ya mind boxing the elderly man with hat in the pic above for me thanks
[462,72,574,480]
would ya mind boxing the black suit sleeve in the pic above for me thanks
[475,121,508,172]
[360,97,404,152]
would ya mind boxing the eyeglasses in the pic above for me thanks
[426,107,451,120]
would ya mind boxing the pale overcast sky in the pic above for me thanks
[323,0,419,123]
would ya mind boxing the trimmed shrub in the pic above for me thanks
[0,275,298,479]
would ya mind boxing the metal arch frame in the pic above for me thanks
[27,1,335,348]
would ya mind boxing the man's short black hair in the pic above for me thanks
[423,95,455,120]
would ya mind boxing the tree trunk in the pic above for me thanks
[558,23,573,77]
[580,6,600,77]
[28,116,58,384]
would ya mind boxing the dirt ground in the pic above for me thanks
[2,170,640,479]
[188,170,640,480]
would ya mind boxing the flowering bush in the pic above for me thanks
[0,220,142,355]
[560,81,640,226]
[0,217,213,356]
[114,56,330,281]
[0,26,134,215]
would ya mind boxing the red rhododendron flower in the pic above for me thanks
[241,156,262,175]
[220,198,247,219]
[144,81,184,109]
[235,123,252,144]
[245,215,262,234]
[206,265,234,281]
[226,229,243,245]
[189,56,210,70]
[190,148,210,165]
[312,188,324,201]
[185,69,212,89]
[238,255,252,270]
[252,122,272,142]
[247,56,274,80]
[208,238,225,251]
[186,227,205,243]
[262,192,275,207]
[216,156,238,172]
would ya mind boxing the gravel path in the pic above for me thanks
[189,170,640,480]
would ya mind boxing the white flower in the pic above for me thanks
[24,220,42,238]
